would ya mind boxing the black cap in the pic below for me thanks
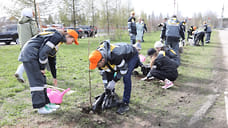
[147,48,156,56]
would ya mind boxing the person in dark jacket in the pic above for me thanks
[203,22,212,43]
[89,40,139,115]
[180,19,187,46]
[142,19,147,42]
[141,48,178,89]
[18,29,79,114]
[161,15,185,55]
[193,30,205,46]
[158,17,168,43]
[180,19,187,33]
[187,26,196,41]
[128,11,137,44]
[154,41,180,66]
[132,43,148,76]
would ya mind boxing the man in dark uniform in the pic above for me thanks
[89,40,139,114]
[187,26,196,41]
[18,29,78,114]
[180,19,187,46]
[158,17,168,43]
[142,19,147,42]
[128,11,137,44]
[161,15,185,56]
[203,21,212,43]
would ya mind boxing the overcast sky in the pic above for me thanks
[0,0,227,18]
[131,0,228,18]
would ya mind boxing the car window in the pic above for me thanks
[1,27,7,32]
[0,25,17,32]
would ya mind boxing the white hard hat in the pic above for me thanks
[21,8,33,18]
[154,41,164,48]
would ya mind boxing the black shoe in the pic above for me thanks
[116,102,129,115]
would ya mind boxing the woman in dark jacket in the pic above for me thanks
[142,48,178,89]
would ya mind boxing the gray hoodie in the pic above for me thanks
[17,16,39,48]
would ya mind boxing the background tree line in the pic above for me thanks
[3,0,219,39]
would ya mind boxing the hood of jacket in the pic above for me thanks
[97,40,112,64]
[18,16,33,24]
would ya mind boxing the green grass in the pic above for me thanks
[0,31,219,127]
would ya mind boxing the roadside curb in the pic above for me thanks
[188,94,219,126]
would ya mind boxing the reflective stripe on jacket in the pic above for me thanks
[18,31,65,70]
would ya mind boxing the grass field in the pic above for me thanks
[0,31,219,127]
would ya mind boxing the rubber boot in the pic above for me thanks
[15,63,25,83]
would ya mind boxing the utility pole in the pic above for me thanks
[221,3,224,29]
[176,0,178,17]
[174,0,176,15]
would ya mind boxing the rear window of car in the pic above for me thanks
[1,25,17,32]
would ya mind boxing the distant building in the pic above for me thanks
[223,18,228,28]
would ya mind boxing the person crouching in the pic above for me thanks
[89,40,139,114]
[141,48,178,89]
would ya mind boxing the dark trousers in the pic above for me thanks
[171,58,180,67]
[23,61,50,109]
[194,32,205,46]
[130,33,136,45]
[187,31,193,41]
[165,36,180,55]
[205,32,211,43]
[123,53,139,104]
[150,69,178,81]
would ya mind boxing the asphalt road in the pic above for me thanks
[219,30,228,126]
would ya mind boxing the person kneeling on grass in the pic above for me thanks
[18,29,79,114]
[154,41,180,67]
[89,40,139,115]
[141,48,178,89]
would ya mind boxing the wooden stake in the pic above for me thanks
[88,39,92,107]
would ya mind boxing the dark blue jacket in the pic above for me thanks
[164,18,185,40]
[128,16,137,35]
[98,41,138,85]
[204,24,212,33]
[18,31,65,72]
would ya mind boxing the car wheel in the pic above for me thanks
[80,34,84,38]
[15,38,19,44]
[84,34,88,38]
[5,41,11,45]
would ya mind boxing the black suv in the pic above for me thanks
[65,27,85,38]
[78,25,97,37]
[0,24,18,45]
